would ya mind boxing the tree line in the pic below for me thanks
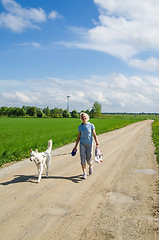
[0,102,102,118]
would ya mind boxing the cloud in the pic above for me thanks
[59,0,159,69]
[1,0,46,22]
[129,57,159,71]
[1,73,159,112]
[0,0,61,32]
[18,42,41,48]
[2,91,32,104]
[48,10,62,20]
[92,0,159,60]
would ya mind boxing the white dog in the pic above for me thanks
[30,140,52,183]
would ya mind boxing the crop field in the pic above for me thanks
[0,115,159,167]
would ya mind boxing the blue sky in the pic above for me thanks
[0,0,159,113]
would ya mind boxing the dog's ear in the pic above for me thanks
[36,149,38,152]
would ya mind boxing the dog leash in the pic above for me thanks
[52,152,71,157]
[52,149,77,157]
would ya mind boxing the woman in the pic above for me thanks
[73,112,99,179]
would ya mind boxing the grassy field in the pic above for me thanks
[0,115,159,167]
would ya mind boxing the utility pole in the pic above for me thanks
[67,95,70,112]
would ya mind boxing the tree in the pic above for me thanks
[63,109,71,118]
[59,108,63,117]
[37,109,43,117]
[18,108,26,117]
[27,107,36,117]
[85,109,90,116]
[71,110,78,118]
[13,107,26,117]
[91,102,102,118]
[22,105,30,115]
[43,106,50,117]
[7,107,14,117]
[0,106,8,116]
[80,110,85,114]
[50,108,63,118]
[90,108,95,118]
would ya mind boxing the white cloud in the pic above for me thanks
[60,0,159,69]
[1,0,47,22]
[94,0,159,54]
[129,57,159,71]
[18,42,41,48]
[1,74,159,112]
[0,0,61,32]
[48,10,62,20]
[93,0,159,56]
[2,91,32,104]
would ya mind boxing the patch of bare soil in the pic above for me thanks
[0,120,159,240]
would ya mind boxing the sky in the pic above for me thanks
[0,0,159,113]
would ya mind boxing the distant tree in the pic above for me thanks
[52,108,63,118]
[43,106,50,117]
[19,108,26,117]
[50,108,62,118]
[37,109,43,117]
[7,107,14,117]
[27,107,36,117]
[63,109,71,118]
[71,110,78,118]
[90,108,95,118]
[59,108,63,117]
[0,106,8,116]
[22,105,28,111]
[13,107,26,117]
[80,110,85,114]
[22,105,30,115]
[50,108,57,118]
[13,107,18,116]
[85,109,90,116]
[91,102,102,118]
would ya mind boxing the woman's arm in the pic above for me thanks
[73,131,81,149]
[92,129,99,147]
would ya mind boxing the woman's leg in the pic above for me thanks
[86,144,93,175]
[81,163,86,173]
[80,143,87,178]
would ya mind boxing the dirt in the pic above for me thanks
[0,120,159,240]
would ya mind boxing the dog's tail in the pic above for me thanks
[46,140,52,154]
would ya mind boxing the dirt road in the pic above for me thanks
[0,120,159,240]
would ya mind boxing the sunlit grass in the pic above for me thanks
[152,120,159,164]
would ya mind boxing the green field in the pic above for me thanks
[0,115,159,167]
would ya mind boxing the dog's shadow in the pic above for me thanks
[0,175,37,185]
[0,174,83,186]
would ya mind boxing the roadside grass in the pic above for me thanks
[152,120,159,164]
[0,115,158,167]
[156,181,159,194]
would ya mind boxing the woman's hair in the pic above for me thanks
[80,112,89,121]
